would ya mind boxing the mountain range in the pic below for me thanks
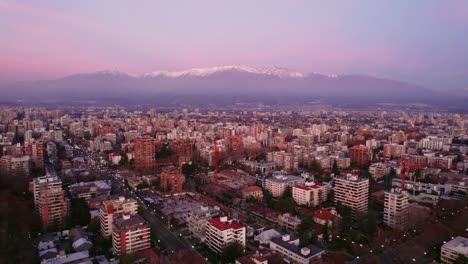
[1,65,467,110]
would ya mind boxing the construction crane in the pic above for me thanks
[214,136,219,185]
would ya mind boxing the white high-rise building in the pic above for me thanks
[384,188,409,230]
[205,216,245,254]
[100,196,138,237]
[334,174,369,216]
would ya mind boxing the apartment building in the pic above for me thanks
[0,155,30,178]
[270,234,325,264]
[205,216,246,254]
[267,151,299,172]
[292,182,327,207]
[69,181,111,200]
[100,196,138,237]
[160,166,183,193]
[384,188,409,230]
[349,145,369,165]
[31,175,63,211]
[441,236,468,264]
[187,205,220,242]
[383,143,405,158]
[24,140,44,169]
[37,185,69,229]
[334,174,369,216]
[265,173,304,197]
[112,214,151,255]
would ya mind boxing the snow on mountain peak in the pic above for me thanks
[143,65,306,79]
[95,69,136,77]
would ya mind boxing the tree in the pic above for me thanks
[275,197,296,214]
[298,215,315,246]
[282,186,292,198]
[182,163,198,175]
[221,242,244,263]
[119,253,135,264]
[336,202,353,234]
[385,168,396,188]
[332,160,340,176]
[136,182,149,189]
[455,255,468,264]
[323,223,330,242]
[70,198,90,227]
[363,210,377,236]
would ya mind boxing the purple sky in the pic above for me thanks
[1,0,468,90]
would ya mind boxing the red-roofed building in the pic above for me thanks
[241,186,263,200]
[206,216,246,253]
[236,247,284,264]
[313,208,340,226]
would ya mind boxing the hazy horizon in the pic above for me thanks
[1,0,468,91]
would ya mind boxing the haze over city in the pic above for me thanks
[1,1,468,264]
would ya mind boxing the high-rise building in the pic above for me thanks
[37,185,69,229]
[24,140,44,170]
[384,188,409,230]
[112,214,151,255]
[133,135,155,170]
[334,174,369,216]
[349,145,369,165]
[206,216,246,254]
[0,155,30,178]
[160,166,182,193]
[383,143,405,158]
[100,196,138,237]
[31,175,63,211]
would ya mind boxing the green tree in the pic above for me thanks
[70,198,90,227]
[455,255,468,264]
[332,160,340,176]
[336,201,353,234]
[119,253,135,264]
[182,163,198,175]
[323,222,329,242]
[385,168,397,188]
[275,197,296,214]
[221,242,244,263]
[298,215,315,246]
[136,182,149,189]
[363,210,377,236]
[282,186,292,198]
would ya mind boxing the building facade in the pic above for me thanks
[383,189,409,230]
[112,214,151,255]
[205,216,246,254]
[334,174,369,216]
[100,196,138,237]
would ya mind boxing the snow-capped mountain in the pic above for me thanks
[142,65,307,79]
[1,65,465,110]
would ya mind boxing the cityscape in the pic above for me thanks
[1,1,468,264]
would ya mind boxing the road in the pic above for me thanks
[65,133,204,259]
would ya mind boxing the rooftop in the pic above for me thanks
[208,217,245,231]
[113,215,149,231]
[271,236,325,258]
[442,236,468,255]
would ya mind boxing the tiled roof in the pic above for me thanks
[208,217,245,231]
